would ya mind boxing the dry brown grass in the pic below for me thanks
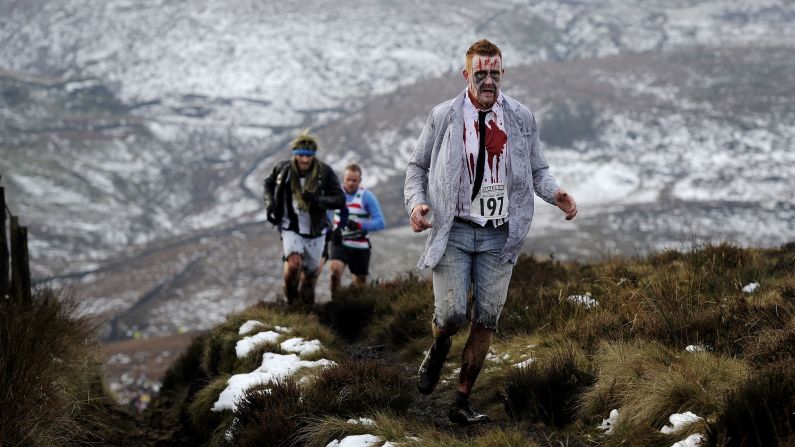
[148,242,795,446]
[0,288,104,446]
[502,339,593,426]
[303,358,413,417]
[579,340,748,444]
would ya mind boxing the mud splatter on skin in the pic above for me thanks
[459,323,493,393]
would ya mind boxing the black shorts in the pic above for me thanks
[321,239,329,260]
[329,243,371,276]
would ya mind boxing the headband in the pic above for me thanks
[292,148,316,156]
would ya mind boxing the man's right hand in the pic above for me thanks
[410,204,433,233]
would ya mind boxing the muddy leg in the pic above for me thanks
[283,253,301,305]
[458,322,493,395]
[298,269,318,309]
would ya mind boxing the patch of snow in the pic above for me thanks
[671,433,705,447]
[567,292,599,308]
[742,282,759,293]
[514,358,535,369]
[280,337,323,356]
[238,320,265,335]
[325,434,382,447]
[212,353,334,412]
[235,331,282,358]
[485,352,503,363]
[599,409,619,435]
[346,417,376,426]
[661,412,703,435]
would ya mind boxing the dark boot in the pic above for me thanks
[417,337,452,394]
[284,281,299,306]
[448,398,490,425]
[298,271,318,310]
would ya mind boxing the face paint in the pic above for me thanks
[466,55,502,109]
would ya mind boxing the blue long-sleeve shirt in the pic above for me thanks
[353,189,385,232]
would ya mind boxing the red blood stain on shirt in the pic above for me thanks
[485,119,507,181]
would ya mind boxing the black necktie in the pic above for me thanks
[471,110,490,202]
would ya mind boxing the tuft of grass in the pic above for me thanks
[778,277,795,301]
[580,341,748,441]
[560,308,626,351]
[0,287,104,446]
[187,375,231,436]
[364,280,434,349]
[318,286,379,340]
[414,426,542,447]
[224,378,307,447]
[304,358,413,416]
[160,333,210,395]
[202,330,240,376]
[771,243,795,275]
[509,254,570,289]
[295,412,416,447]
[294,415,376,447]
[501,339,593,427]
[498,254,588,336]
[579,341,674,420]
[685,243,763,295]
[709,361,795,447]
[321,274,434,348]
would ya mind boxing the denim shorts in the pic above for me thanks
[431,219,513,330]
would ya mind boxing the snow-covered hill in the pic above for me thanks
[1,0,794,339]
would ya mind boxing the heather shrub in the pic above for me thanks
[225,379,306,447]
[319,286,378,340]
[709,362,795,446]
[304,358,413,416]
[502,340,593,426]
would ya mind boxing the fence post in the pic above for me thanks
[0,186,9,298]
[17,225,32,303]
[9,216,32,303]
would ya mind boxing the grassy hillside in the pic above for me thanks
[143,243,795,446]
[3,243,793,446]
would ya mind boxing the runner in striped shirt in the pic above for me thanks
[329,164,385,295]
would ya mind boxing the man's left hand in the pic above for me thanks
[554,189,578,220]
[346,220,361,231]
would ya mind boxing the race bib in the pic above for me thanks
[470,183,508,220]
